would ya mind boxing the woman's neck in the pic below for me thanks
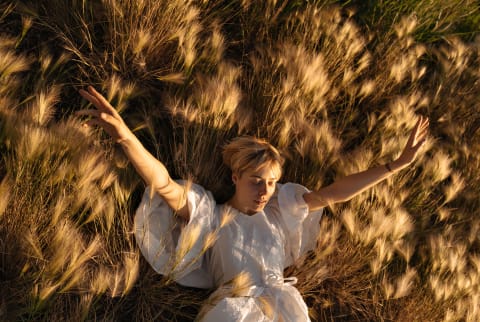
[226,195,256,215]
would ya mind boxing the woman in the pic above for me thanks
[78,86,429,321]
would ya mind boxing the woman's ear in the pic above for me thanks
[232,172,239,184]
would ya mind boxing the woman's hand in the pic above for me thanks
[304,115,430,210]
[77,86,190,219]
[77,86,132,143]
[395,116,429,167]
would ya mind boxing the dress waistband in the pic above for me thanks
[212,272,299,301]
[265,273,298,287]
[229,274,298,298]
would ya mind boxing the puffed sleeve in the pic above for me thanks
[134,181,216,289]
[276,183,323,268]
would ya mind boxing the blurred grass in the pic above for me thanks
[346,0,480,43]
[1,0,480,321]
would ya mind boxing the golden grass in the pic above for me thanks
[1,0,480,321]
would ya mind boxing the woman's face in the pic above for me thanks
[231,164,279,215]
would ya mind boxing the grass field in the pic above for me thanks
[1,0,480,321]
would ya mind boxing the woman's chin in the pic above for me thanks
[252,201,267,211]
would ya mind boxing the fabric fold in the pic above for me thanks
[277,183,323,267]
[134,181,324,321]
[134,182,216,288]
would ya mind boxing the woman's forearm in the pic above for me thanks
[119,132,170,189]
[77,86,189,219]
[325,159,407,202]
[304,159,408,210]
[119,132,189,217]
[304,117,428,211]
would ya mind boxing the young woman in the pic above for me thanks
[78,86,429,321]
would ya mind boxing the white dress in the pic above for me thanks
[134,182,323,321]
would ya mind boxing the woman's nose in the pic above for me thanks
[258,182,267,195]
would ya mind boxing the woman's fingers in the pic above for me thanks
[400,117,428,159]
[416,123,428,137]
[77,86,130,143]
[76,109,118,126]
[397,116,430,165]
[415,116,428,133]
[79,89,103,110]
[82,114,121,140]
[86,86,118,115]
[412,117,429,148]
[419,125,429,136]
[417,118,429,137]
[78,88,122,122]
[76,109,101,118]
[419,119,429,132]
[79,87,119,117]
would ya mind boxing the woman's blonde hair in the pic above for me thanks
[222,136,284,178]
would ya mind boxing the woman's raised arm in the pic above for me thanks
[304,116,429,211]
[77,86,189,221]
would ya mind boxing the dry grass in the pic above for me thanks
[1,0,479,321]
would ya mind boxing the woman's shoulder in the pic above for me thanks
[172,180,218,205]
[270,182,310,206]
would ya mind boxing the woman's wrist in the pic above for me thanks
[116,131,139,151]
[386,159,409,173]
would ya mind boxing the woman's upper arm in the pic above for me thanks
[155,179,190,221]
[303,184,343,211]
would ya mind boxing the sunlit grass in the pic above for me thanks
[1,0,479,320]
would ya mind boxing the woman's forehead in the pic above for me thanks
[245,163,281,179]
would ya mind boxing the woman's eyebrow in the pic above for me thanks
[250,175,277,180]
